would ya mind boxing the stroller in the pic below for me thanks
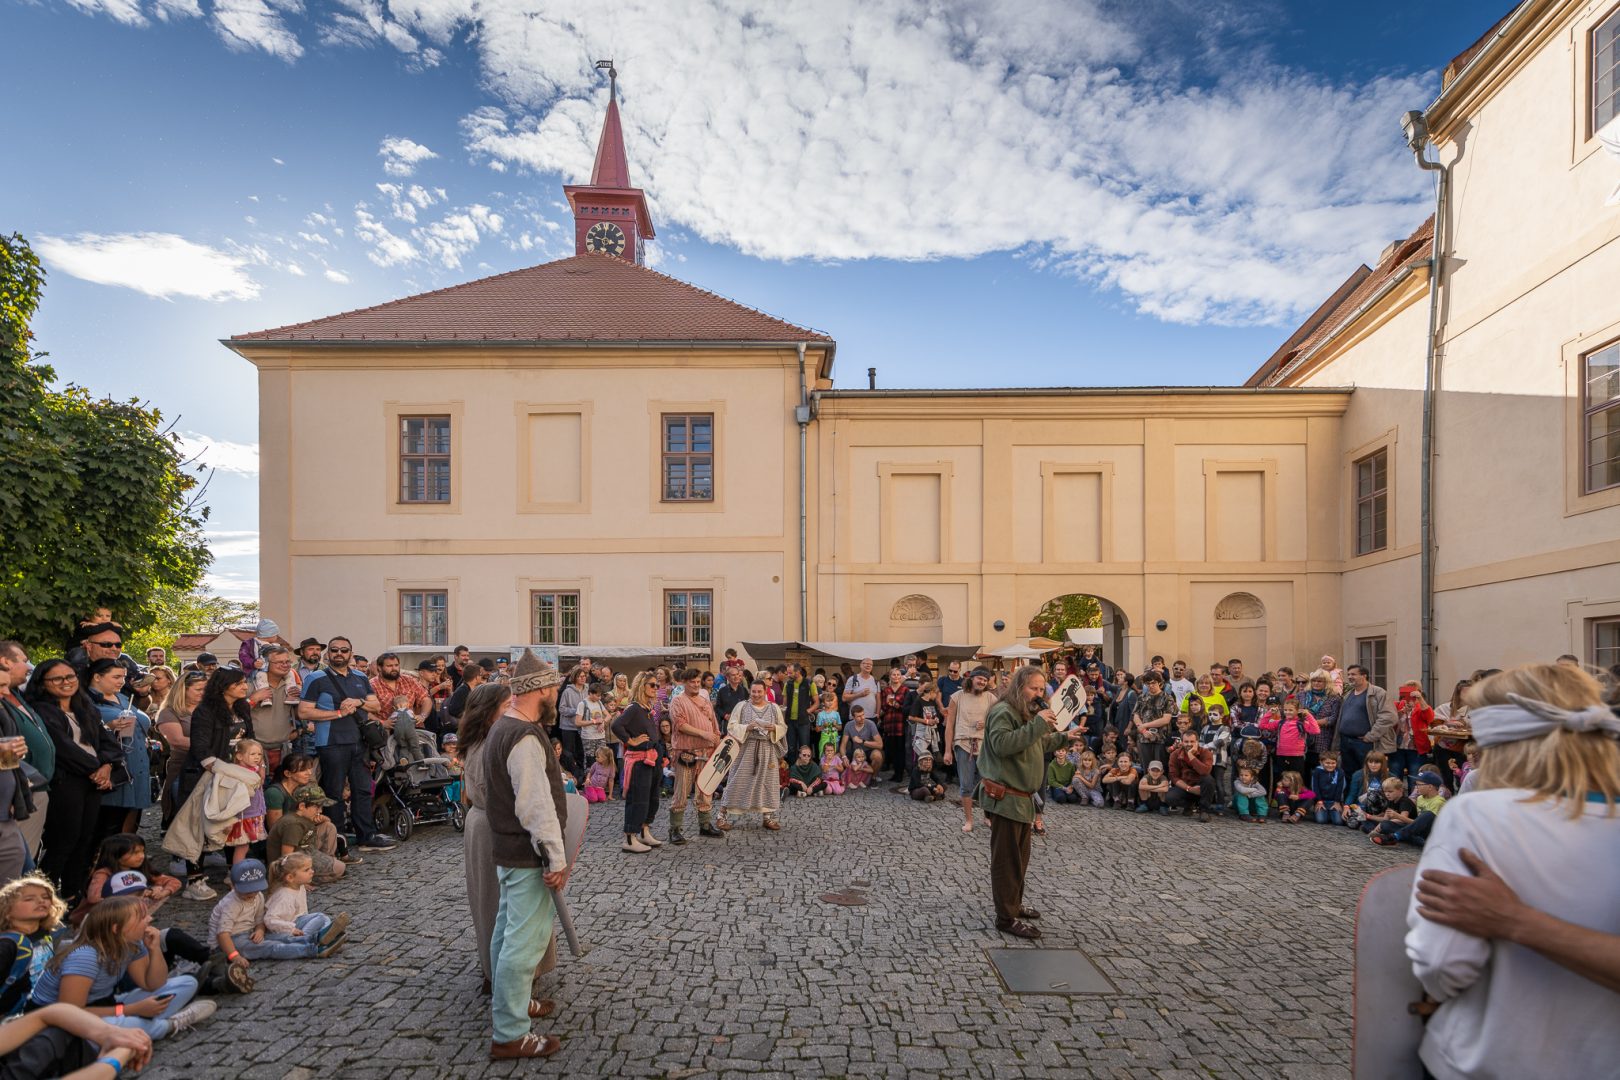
[369,728,463,841]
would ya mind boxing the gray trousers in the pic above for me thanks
[17,791,47,863]
[0,819,27,884]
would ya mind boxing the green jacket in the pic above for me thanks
[977,701,1067,823]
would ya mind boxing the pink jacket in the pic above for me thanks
[1260,713,1320,757]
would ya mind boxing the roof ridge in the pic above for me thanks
[614,255,832,340]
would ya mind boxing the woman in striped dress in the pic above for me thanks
[717,679,785,832]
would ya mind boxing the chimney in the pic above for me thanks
[867,367,877,390]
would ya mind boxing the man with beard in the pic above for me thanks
[295,638,326,680]
[483,650,568,1061]
[667,668,724,844]
[371,652,435,758]
[297,637,395,851]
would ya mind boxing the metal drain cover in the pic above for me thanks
[986,948,1113,995]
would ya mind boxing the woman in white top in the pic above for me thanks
[1404,662,1620,1080]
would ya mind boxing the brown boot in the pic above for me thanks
[490,1034,561,1060]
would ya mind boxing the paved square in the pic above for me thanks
[141,790,1415,1078]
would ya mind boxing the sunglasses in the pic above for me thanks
[328,647,352,654]
[88,640,121,648]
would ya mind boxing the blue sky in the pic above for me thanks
[2,0,1509,601]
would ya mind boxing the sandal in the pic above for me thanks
[1032,821,1046,836]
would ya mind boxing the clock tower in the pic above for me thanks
[564,63,655,265]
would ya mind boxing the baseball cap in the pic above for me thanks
[230,859,269,893]
[196,652,218,665]
[1147,760,1164,771]
[1415,770,1444,788]
[292,783,335,807]
[102,870,148,897]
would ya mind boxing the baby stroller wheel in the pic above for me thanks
[451,802,465,832]
[393,807,414,841]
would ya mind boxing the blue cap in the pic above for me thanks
[230,859,269,893]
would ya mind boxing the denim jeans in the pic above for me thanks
[1388,748,1423,786]
[1314,804,1344,825]
[491,866,557,1043]
[231,912,332,959]
[317,742,377,840]
[106,974,198,1039]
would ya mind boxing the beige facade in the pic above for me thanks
[232,0,1620,686]
[1254,0,1620,689]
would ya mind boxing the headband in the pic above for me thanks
[1468,694,1620,749]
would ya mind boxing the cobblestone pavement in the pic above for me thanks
[140,788,1416,1079]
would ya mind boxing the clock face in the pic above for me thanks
[585,221,627,256]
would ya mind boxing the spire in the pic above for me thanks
[590,63,631,189]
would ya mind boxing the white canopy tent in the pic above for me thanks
[1065,628,1104,646]
[740,640,981,665]
[977,642,1055,662]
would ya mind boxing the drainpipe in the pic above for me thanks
[1403,110,1448,703]
[795,344,811,640]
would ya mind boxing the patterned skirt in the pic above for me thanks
[721,735,781,815]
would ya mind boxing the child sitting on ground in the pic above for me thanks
[1372,769,1447,847]
[818,747,846,795]
[265,785,347,884]
[1345,752,1393,828]
[785,746,825,798]
[1233,765,1268,823]
[262,854,349,957]
[71,835,181,929]
[1273,770,1311,823]
[224,739,268,865]
[1101,752,1138,809]
[0,875,66,1017]
[583,747,616,803]
[846,748,874,790]
[390,695,429,764]
[1046,748,1078,804]
[909,751,946,802]
[1135,761,1170,814]
[209,860,346,965]
[1067,749,1104,807]
[1310,751,1348,825]
[1362,776,1416,836]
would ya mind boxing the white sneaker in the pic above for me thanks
[180,879,217,901]
[621,837,651,853]
[165,999,217,1037]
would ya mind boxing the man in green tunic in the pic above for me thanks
[978,665,1086,939]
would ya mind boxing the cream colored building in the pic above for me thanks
[1250,0,1620,690]
[230,2,1620,690]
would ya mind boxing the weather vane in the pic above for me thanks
[596,58,617,100]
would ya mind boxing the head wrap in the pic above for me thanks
[509,648,560,695]
[1468,693,1620,748]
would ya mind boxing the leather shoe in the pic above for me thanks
[527,998,555,1019]
[762,818,781,831]
[1018,907,1041,920]
[997,919,1042,940]
[490,1034,560,1060]
[670,832,689,845]
[698,824,725,838]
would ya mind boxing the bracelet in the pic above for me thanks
[97,1057,123,1078]
[113,1003,124,1018]
[227,950,241,961]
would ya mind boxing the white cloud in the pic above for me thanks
[378,135,437,177]
[38,232,261,302]
[286,262,306,275]
[177,432,261,476]
[212,0,303,60]
[62,0,146,26]
[354,205,419,266]
[324,268,351,283]
[414,204,502,268]
[203,529,262,558]
[374,180,444,222]
[204,570,261,602]
[272,157,285,165]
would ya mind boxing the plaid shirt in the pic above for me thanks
[372,672,430,718]
[879,684,911,739]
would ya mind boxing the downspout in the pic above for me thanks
[796,344,810,640]
[1405,112,1448,703]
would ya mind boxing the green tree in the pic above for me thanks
[0,233,212,652]
[1028,593,1102,639]
[125,586,259,658]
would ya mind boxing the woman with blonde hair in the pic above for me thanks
[611,672,663,852]
[1404,662,1620,1079]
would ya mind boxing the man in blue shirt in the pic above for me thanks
[936,661,962,708]
[297,636,396,852]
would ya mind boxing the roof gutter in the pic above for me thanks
[1265,265,1419,386]
[224,336,837,375]
[822,385,1351,398]
[1425,0,1539,121]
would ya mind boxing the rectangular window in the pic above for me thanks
[1353,448,1389,555]
[1595,6,1620,135]
[664,590,713,651]
[1584,341,1620,493]
[399,590,448,646]
[399,415,452,503]
[529,591,581,647]
[1356,636,1388,692]
[661,414,714,502]
[1593,617,1620,672]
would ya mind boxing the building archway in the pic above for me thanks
[889,593,943,642]
[1213,591,1267,671]
[1028,592,1129,671]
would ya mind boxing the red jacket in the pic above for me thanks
[1168,744,1213,787]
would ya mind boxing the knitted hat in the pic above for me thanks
[257,618,280,639]
[509,648,561,695]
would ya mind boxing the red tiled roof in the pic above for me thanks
[1443,6,1520,88]
[173,634,217,650]
[229,254,833,345]
[1246,216,1433,387]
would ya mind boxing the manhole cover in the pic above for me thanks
[819,892,867,906]
[986,948,1113,995]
